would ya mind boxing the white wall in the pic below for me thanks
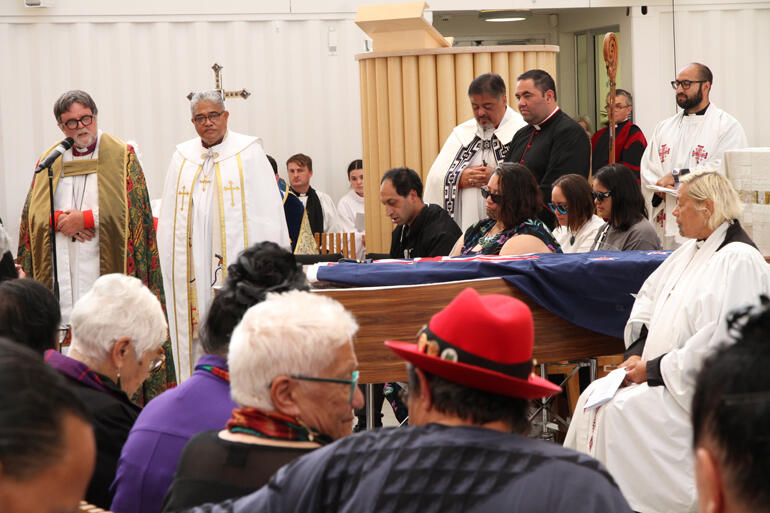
[2,1,768,253]
[629,4,770,145]
[0,7,367,251]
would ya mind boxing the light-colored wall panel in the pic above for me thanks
[402,56,422,173]
[357,46,559,252]
[0,16,366,253]
[418,54,439,178]
[454,53,475,122]
[473,52,492,77]
[436,54,457,145]
[387,57,405,166]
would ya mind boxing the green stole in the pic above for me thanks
[28,133,129,288]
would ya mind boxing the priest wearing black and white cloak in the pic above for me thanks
[504,69,590,229]
[564,170,770,513]
[423,73,525,231]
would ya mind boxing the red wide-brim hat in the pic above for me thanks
[385,288,561,400]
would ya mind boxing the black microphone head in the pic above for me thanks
[61,137,74,150]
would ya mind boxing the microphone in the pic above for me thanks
[34,137,74,174]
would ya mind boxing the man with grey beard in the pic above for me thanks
[17,89,175,401]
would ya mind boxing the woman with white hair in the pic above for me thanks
[161,290,363,511]
[45,273,167,509]
[565,170,770,513]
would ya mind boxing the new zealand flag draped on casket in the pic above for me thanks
[316,251,671,340]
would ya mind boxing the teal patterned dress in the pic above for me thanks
[460,218,562,255]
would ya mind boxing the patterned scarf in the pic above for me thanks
[226,407,332,445]
[195,363,230,382]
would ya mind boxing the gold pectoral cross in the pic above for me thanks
[178,185,190,211]
[224,180,240,207]
[199,176,212,191]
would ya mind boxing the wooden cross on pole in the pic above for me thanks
[187,63,251,101]
[603,33,619,165]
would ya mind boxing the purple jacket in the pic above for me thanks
[110,354,236,513]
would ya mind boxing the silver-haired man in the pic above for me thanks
[158,90,290,382]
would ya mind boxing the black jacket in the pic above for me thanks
[389,204,461,259]
[505,109,591,228]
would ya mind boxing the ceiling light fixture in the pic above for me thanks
[479,10,531,23]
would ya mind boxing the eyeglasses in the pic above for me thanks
[149,348,166,373]
[546,202,568,215]
[192,111,225,124]
[290,370,360,403]
[592,190,612,201]
[605,103,630,110]
[61,115,94,130]
[670,80,706,90]
[480,186,502,204]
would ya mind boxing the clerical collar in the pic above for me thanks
[684,104,710,116]
[532,107,560,131]
[291,186,311,198]
[72,141,96,156]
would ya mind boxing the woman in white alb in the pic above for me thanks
[548,174,605,253]
[336,159,366,259]
[565,171,770,513]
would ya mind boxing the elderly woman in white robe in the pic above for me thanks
[564,170,770,513]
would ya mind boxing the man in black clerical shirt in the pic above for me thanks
[505,69,590,228]
[380,167,461,259]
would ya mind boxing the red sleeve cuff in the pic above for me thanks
[51,211,64,230]
[82,210,95,229]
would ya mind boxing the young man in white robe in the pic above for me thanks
[157,90,289,382]
[640,62,747,249]
[423,73,525,231]
[564,171,770,513]
[286,153,340,235]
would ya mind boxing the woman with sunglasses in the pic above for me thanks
[161,290,363,511]
[43,273,167,509]
[589,163,661,251]
[549,174,606,253]
[450,162,561,256]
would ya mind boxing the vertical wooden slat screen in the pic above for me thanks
[454,53,475,124]
[358,45,559,253]
[436,54,456,145]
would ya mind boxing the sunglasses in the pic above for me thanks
[546,202,568,215]
[592,190,612,201]
[290,370,360,403]
[480,186,502,203]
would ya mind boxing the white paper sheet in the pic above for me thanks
[583,367,628,410]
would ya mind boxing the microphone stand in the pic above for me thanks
[35,163,60,302]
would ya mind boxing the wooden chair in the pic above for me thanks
[314,232,356,259]
[595,354,625,379]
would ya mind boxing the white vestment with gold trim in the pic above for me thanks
[158,131,289,381]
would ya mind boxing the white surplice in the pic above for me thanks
[158,131,289,382]
[424,107,526,231]
[640,104,747,248]
[564,221,770,513]
[53,132,103,323]
[336,188,365,259]
[551,215,605,253]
